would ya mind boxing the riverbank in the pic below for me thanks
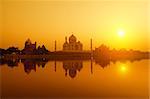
[3,51,92,60]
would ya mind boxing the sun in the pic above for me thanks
[118,29,125,37]
[119,63,128,74]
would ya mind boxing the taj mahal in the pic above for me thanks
[63,34,83,51]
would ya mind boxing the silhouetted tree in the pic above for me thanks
[0,48,7,56]
[6,47,20,54]
[94,44,110,60]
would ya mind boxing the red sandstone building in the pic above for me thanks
[22,39,36,54]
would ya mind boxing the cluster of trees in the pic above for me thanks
[0,45,50,56]
[94,44,110,60]
[0,47,20,56]
[94,44,149,61]
[110,48,149,60]
[1,44,149,61]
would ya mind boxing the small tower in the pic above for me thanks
[35,42,37,49]
[90,38,92,51]
[90,38,93,57]
[55,40,56,52]
[65,36,67,42]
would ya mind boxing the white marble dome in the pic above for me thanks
[69,34,77,43]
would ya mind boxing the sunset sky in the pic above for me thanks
[1,0,150,51]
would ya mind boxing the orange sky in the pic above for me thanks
[1,0,150,51]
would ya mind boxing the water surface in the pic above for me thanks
[1,59,149,99]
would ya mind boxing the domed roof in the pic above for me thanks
[25,38,31,45]
[69,69,77,78]
[69,34,77,43]
[63,62,70,70]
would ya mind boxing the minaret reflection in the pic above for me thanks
[54,60,56,72]
[63,60,83,78]
[91,57,93,74]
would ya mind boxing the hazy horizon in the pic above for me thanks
[1,1,150,98]
[1,0,150,51]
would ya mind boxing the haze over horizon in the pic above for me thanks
[1,0,150,51]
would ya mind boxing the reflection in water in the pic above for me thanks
[95,58,110,69]
[120,64,127,72]
[0,57,148,78]
[118,63,128,76]
[22,59,36,74]
[1,58,112,77]
[21,58,48,74]
[0,58,19,68]
[54,60,56,72]
[63,60,83,78]
[0,58,149,98]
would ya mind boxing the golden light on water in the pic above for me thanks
[120,65,127,72]
[118,63,128,74]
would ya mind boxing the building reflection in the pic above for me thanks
[21,59,36,74]
[37,59,47,68]
[95,58,110,69]
[21,59,48,74]
[63,60,83,78]
[0,58,19,68]
[7,59,19,67]
[0,57,143,77]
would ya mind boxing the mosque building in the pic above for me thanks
[22,38,36,54]
[63,34,83,51]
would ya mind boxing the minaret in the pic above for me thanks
[90,38,93,74]
[55,40,56,52]
[90,38,92,52]
[35,41,37,49]
[90,38,93,57]
[54,40,57,72]
[65,36,67,42]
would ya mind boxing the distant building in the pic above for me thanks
[63,34,83,51]
[36,45,49,54]
[22,38,36,54]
